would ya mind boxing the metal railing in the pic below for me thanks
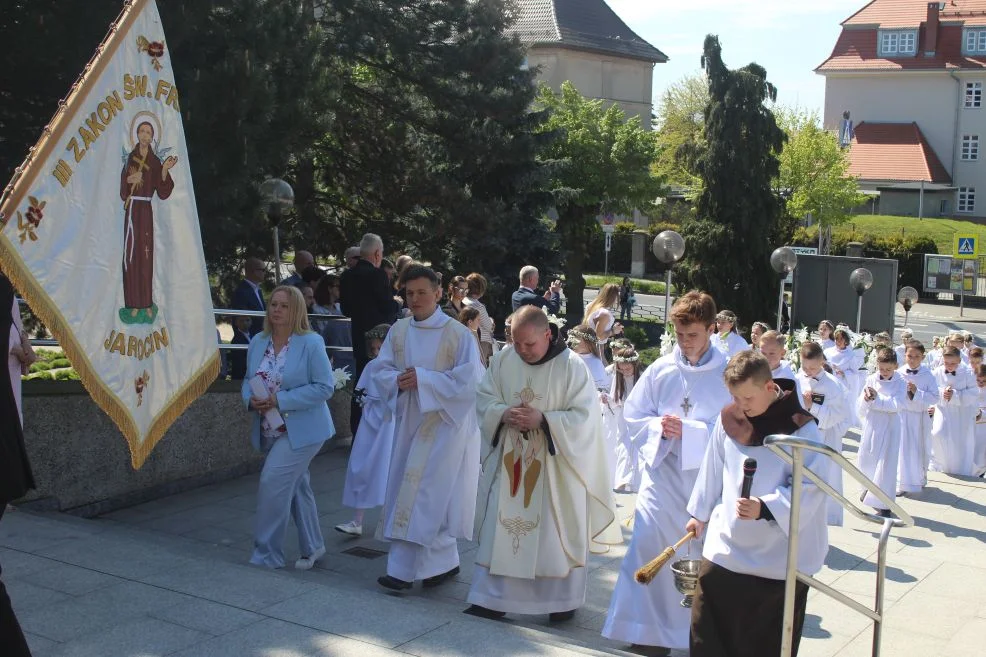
[763,435,914,657]
[17,301,354,356]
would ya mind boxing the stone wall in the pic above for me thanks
[18,380,352,517]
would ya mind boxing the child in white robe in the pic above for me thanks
[930,347,978,476]
[569,324,614,484]
[857,348,906,515]
[970,347,983,374]
[687,351,827,657]
[894,329,913,365]
[816,320,835,352]
[897,340,938,493]
[710,309,749,358]
[825,327,864,426]
[796,341,850,526]
[975,364,986,477]
[337,324,396,536]
[606,344,643,493]
[759,330,803,397]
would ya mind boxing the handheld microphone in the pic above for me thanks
[740,458,757,499]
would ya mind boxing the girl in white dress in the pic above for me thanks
[825,328,864,425]
[976,364,986,477]
[750,322,770,350]
[710,310,749,358]
[337,324,396,537]
[567,324,614,483]
[816,320,835,352]
[605,343,643,493]
[584,284,624,362]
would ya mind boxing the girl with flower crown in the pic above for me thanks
[606,343,644,493]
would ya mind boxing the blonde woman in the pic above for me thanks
[462,273,495,365]
[243,285,335,570]
[584,283,624,350]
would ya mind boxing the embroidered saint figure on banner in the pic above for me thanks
[119,113,177,324]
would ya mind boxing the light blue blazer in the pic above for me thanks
[241,331,336,451]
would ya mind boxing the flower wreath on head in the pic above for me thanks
[566,325,598,349]
[612,351,640,363]
[365,325,391,342]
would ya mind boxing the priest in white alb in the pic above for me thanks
[603,292,732,655]
[466,306,621,622]
[373,265,485,591]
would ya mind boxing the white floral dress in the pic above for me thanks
[255,337,290,450]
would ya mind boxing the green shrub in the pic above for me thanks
[49,358,71,368]
[622,326,649,349]
[53,368,80,381]
[35,349,61,362]
[28,370,54,381]
[639,346,663,367]
[29,361,53,372]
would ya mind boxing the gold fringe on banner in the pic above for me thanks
[0,235,220,469]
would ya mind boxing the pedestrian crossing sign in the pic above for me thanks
[954,233,978,260]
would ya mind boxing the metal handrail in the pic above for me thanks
[18,302,354,354]
[763,434,914,657]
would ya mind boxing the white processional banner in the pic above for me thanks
[0,0,219,468]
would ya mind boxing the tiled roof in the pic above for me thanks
[843,0,986,29]
[818,24,986,71]
[847,122,952,184]
[509,0,667,63]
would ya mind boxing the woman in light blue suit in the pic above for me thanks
[243,285,335,569]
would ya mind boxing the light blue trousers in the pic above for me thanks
[250,436,325,568]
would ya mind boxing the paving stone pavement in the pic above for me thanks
[2,431,985,656]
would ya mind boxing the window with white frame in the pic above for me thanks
[962,135,980,160]
[966,81,983,108]
[966,28,986,54]
[879,30,917,56]
[959,187,976,213]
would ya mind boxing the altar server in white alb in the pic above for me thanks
[603,292,731,655]
[606,343,644,493]
[796,341,851,526]
[897,340,938,493]
[856,348,906,515]
[759,330,801,393]
[710,309,749,359]
[466,307,621,622]
[337,324,395,537]
[373,265,485,591]
[929,346,978,476]
[687,351,827,657]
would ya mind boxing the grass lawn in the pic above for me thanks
[584,274,669,295]
[834,214,986,254]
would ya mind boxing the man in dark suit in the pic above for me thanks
[340,234,399,434]
[511,265,562,314]
[340,234,399,375]
[232,257,267,336]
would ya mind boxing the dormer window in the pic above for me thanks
[879,30,917,56]
[965,28,986,54]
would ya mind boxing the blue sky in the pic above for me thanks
[606,0,867,115]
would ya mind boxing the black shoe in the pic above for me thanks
[877,509,892,519]
[377,575,412,591]
[464,604,506,620]
[548,609,576,622]
[423,566,460,588]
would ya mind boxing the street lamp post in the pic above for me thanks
[769,247,798,332]
[651,230,686,323]
[850,267,874,333]
[897,286,919,328]
[260,178,294,282]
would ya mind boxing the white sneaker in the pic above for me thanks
[294,546,326,570]
[335,520,363,537]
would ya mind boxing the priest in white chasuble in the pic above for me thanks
[466,306,621,622]
[603,291,732,655]
[374,265,485,591]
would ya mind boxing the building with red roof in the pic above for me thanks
[818,1,986,217]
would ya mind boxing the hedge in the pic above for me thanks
[791,228,938,295]
[586,221,682,275]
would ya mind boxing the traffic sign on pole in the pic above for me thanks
[954,233,978,260]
